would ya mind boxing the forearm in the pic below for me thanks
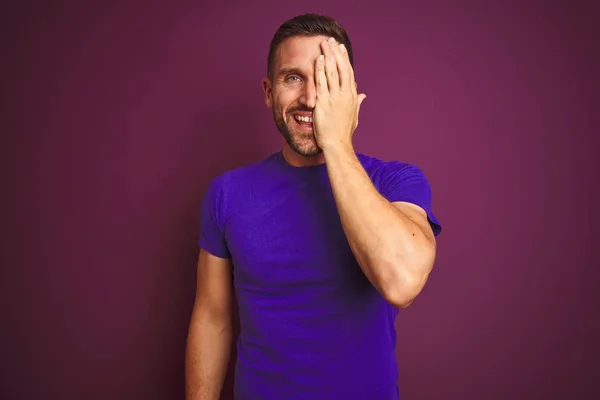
[185,313,232,400]
[323,144,435,306]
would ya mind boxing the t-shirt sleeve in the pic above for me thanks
[378,163,442,237]
[198,175,232,258]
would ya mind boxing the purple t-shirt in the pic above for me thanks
[199,151,441,400]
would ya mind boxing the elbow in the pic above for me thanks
[383,285,419,309]
[380,253,435,309]
[377,264,422,308]
[392,294,416,309]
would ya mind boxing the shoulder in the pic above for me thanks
[358,153,442,235]
[356,153,428,183]
[207,152,280,193]
[201,153,278,224]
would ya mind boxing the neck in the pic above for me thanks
[281,144,325,167]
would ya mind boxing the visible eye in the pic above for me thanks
[286,75,302,82]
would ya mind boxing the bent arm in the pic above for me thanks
[185,249,234,400]
[323,146,437,308]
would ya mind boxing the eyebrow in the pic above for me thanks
[276,67,305,78]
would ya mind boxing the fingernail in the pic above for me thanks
[339,44,346,52]
[329,37,336,45]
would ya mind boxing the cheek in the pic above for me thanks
[273,88,297,114]
[273,98,289,120]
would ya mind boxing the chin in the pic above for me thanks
[276,116,322,157]
[289,136,322,157]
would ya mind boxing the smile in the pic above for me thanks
[294,115,313,123]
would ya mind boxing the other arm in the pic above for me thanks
[185,249,233,399]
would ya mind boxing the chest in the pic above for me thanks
[223,178,362,291]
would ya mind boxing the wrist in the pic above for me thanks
[321,139,354,156]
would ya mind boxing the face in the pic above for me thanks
[263,35,329,157]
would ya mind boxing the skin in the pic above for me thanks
[186,33,437,400]
[185,250,233,400]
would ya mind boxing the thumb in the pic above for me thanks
[357,93,366,114]
[355,93,366,128]
[358,93,367,108]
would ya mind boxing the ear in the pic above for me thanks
[262,78,273,108]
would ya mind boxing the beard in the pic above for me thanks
[273,108,322,157]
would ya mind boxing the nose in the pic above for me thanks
[299,81,316,109]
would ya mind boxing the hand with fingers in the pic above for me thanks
[313,37,367,152]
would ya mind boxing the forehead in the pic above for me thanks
[274,35,329,73]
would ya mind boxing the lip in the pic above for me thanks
[290,111,313,118]
[292,116,314,132]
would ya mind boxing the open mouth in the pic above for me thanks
[292,114,313,131]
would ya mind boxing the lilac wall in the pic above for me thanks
[3,1,599,399]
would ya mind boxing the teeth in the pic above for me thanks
[295,115,312,123]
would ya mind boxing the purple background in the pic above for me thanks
[2,1,599,399]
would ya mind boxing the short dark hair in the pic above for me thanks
[267,13,354,79]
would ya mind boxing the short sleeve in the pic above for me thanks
[198,175,231,258]
[377,163,442,237]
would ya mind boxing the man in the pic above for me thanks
[185,13,442,400]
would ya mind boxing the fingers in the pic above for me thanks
[320,37,339,94]
[333,42,352,91]
[317,37,360,98]
[316,54,328,98]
